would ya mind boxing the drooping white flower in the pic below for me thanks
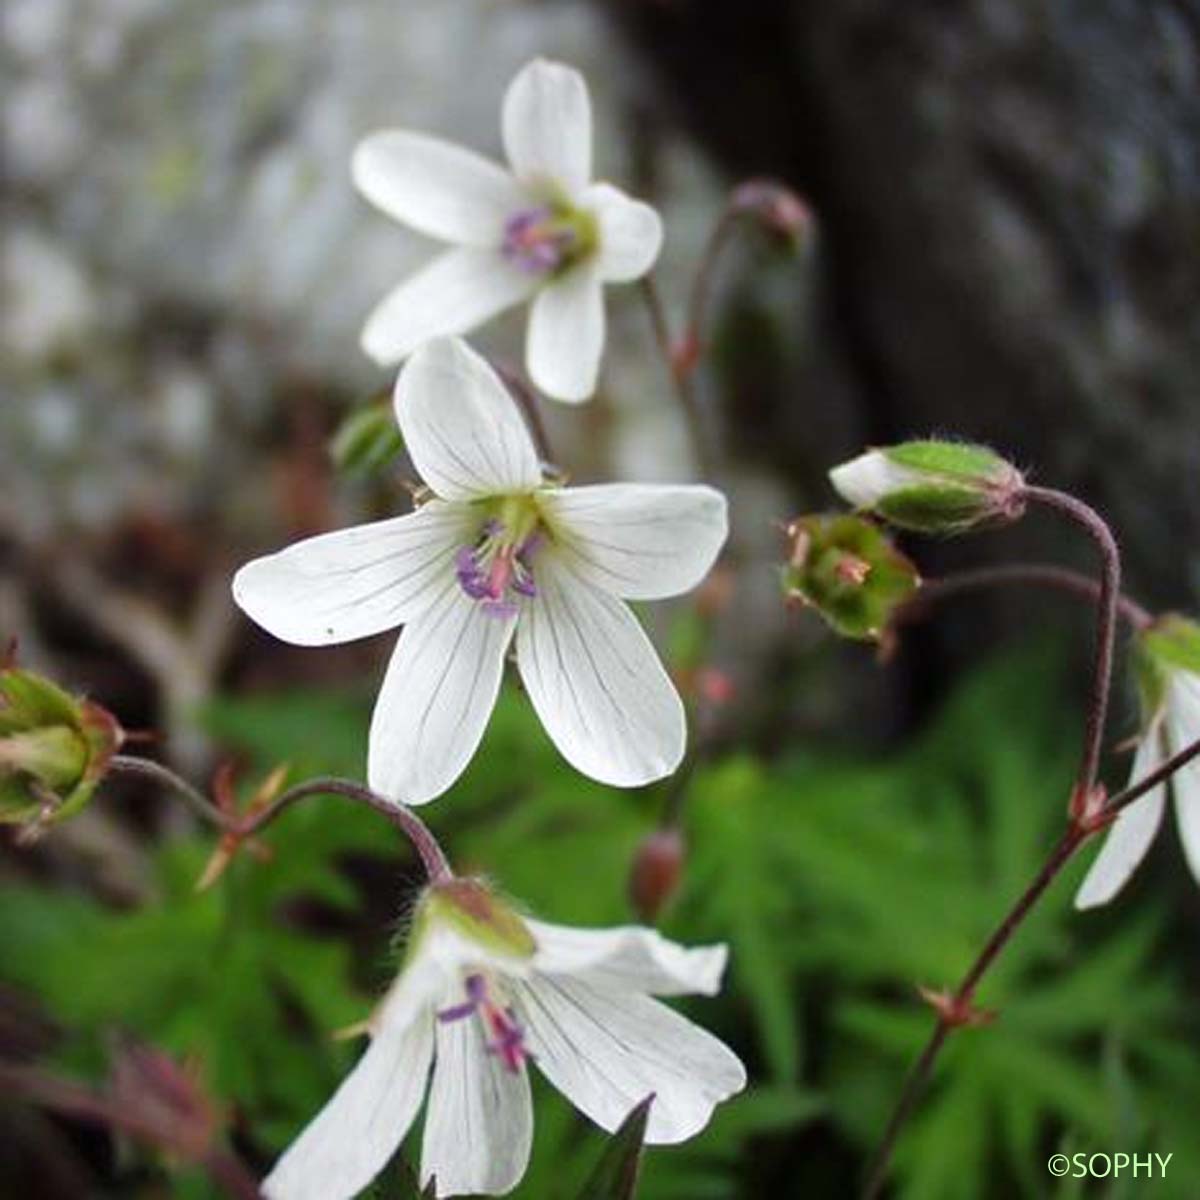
[262,878,746,1200]
[1076,617,1200,908]
[352,58,663,403]
[232,337,727,806]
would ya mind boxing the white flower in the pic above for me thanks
[261,879,747,1200]
[352,58,663,403]
[1076,648,1200,908]
[232,337,728,806]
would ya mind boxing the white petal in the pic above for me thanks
[368,579,515,805]
[262,972,436,1200]
[584,183,663,283]
[502,59,591,195]
[1167,675,1200,884]
[541,483,728,601]
[353,130,527,246]
[1075,732,1167,909]
[527,919,728,997]
[361,248,536,368]
[515,554,684,787]
[514,975,745,1144]
[526,264,604,403]
[232,502,472,647]
[394,337,543,501]
[828,450,922,508]
[420,1000,533,1197]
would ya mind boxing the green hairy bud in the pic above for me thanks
[829,440,1025,536]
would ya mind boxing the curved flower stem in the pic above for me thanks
[639,274,714,477]
[862,826,1084,1200]
[107,756,452,883]
[866,487,1131,1197]
[898,564,1152,632]
[862,698,1200,1198]
[1021,487,1122,799]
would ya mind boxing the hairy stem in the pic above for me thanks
[1022,486,1121,797]
[862,615,1199,1200]
[862,826,1084,1199]
[866,487,1126,1196]
[108,757,452,882]
[899,563,1151,631]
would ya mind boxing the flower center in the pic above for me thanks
[501,203,596,276]
[456,498,543,618]
[437,972,530,1074]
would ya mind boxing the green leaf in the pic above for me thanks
[576,1095,652,1200]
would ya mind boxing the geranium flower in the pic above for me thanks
[352,58,662,402]
[1076,617,1200,908]
[262,878,746,1199]
[233,337,727,806]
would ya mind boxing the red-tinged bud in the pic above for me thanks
[628,827,686,923]
[730,179,813,246]
[696,667,735,708]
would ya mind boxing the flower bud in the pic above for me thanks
[329,396,404,477]
[730,179,812,248]
[829,440,1025,535]
[0,666,123,830]
[628,827,685,923]
[782,513,920,641]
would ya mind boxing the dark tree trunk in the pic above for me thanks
[605,0,1200,613]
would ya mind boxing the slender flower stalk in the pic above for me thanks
[1021,486,1121,800]
[107,757,451,882]
[861,731,1200,1199]
[894,563,1152,633]
[639,274,712,476]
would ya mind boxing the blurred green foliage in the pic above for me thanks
[2,647,1197,1198]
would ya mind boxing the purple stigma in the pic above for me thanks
[437,974,530,1074]
[456,523,543,612]
[502,206,575,275]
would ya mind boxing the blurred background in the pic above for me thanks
[3,0,1199,1196]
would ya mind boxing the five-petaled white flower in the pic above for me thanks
[352,58,663,402]
[1076,617,1200,908]
[233,337,728,806]
[262,877,746,1200]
